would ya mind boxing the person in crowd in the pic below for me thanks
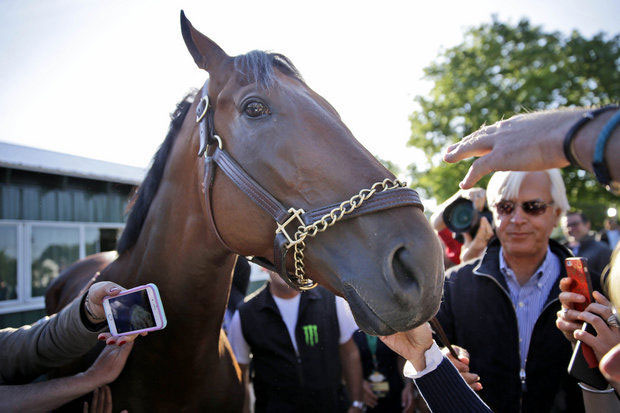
[431,188,494,266]
[599,217,620,250]
[435,168,585,412]
[383,105,619,413]
[562,211,611,276]
[381,250,620,413]
[0,281,139,412]
[353,330,420,413]
[228,270,364,413]
[222,256,251,333]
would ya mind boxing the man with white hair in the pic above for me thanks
[436,169,591,413]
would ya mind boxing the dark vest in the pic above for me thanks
[239,284,342,413]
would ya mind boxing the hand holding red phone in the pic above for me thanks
[557,277,590,344]
[562,257,613,388]
[557,258,595,342]
[574,292,620,362]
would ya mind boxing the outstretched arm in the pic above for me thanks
[0,342,133,412]
[443,108,620,189]
[340,338,364,412]
[380,323,491,413]
[0,282,128,384]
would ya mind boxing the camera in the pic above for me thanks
[443,197,493,240]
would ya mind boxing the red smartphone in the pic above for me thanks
[564,257,607,388]
[565,257,594,311]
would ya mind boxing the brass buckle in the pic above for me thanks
[212,135,223,150]
[196,96,209,123]
[276,208,306,248]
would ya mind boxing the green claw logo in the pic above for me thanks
[303,324,319,346]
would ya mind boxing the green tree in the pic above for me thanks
[409,17,619,227]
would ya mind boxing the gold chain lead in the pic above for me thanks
[289,178,406,290]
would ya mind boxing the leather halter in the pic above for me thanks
[197,81,424,291]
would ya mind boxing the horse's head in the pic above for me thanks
[180,12,443,335]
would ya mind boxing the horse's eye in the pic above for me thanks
[244,101,271,118]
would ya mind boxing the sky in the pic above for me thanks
[1,0,618,196]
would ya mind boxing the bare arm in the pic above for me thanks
[339,338,364,412]
[0,373,96,413]
[0,342,132,412]
[444,108,620,189]
[239,363,251,413]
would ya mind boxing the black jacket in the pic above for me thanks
[239,284,342,413]
[437,238,586,413]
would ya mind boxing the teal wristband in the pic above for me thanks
[593,110,620,186]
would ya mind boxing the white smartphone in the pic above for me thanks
[102,283,167,337]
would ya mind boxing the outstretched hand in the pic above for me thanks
[84,341,134,387]
[443,112,578,188]
[379,324,483,392]
[378,323,434,372]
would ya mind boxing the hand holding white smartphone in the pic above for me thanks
[103,283,167,337]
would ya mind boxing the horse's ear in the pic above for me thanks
[180,10,230,72]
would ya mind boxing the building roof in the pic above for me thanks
[0,141,145,185]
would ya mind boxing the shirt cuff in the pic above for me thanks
[403,341,444,379]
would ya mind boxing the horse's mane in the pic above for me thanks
[116,92,195,254]
[234,50,303,88]
[116,50,302,255]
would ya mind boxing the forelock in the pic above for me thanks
[233,50,303,89]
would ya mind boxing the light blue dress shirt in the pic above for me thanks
[499,247,560,376]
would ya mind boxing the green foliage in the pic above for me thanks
[408,16,620,227]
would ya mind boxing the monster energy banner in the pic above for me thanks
[303,324,319,346]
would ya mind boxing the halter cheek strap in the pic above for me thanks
[197,81,424,291]
[196,82,216,156]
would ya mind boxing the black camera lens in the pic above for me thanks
[443,198,478,234]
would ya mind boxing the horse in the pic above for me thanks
[45,11,444,411]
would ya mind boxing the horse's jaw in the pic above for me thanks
[342,281,443,336]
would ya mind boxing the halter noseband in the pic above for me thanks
[197,81,424,291]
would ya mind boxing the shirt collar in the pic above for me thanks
[499,246,555,288]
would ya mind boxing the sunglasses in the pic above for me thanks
[494,199,554,216]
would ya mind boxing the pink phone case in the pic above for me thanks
[104,283,167,337]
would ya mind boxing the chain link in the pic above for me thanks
[289,178,406,290]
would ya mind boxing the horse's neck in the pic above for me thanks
[112,121,235,336]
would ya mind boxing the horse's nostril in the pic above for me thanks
[391,247,420,292]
